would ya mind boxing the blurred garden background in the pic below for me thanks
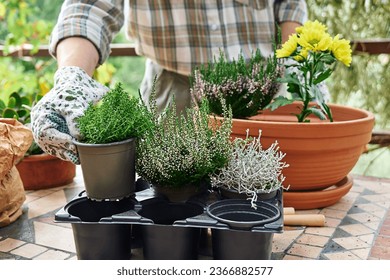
[0,0,389,178]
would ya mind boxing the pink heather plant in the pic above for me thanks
[190,49,283,119]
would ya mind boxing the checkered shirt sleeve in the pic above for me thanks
[50,0,307,75]
[49,0,125,64]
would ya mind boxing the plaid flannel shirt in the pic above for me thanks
[50,0,307,76]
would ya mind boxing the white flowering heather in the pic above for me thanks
[190,50,283,119]
[136,98,233,188]
[211,130,289,208]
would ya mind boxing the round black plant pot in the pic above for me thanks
[138,201,204,260]
[65,196,134,260]
[74,138,136,200]
[211,229,274,260]
[207,199,281,230]
[207,199,281,260]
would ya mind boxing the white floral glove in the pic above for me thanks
[31,66,108,164]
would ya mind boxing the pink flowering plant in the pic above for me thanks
[190,50,282,118]
[267,20,353,122]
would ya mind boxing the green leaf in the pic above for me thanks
[21,96,32,106]
[8,91,23,108]
[0,100,6,111]
[320,53,336,65]
[314,68,333,85]
[321,103,333,122]
[277,75,300,85]
[265,96,294,111]
[307,107,327,120]
[310,84,324,103]
[2,108,18,119]
[286,82,302,97]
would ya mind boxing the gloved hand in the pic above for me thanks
[31,66,108,164]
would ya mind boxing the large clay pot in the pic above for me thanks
[16,153,76,190]
[218,103,374,192]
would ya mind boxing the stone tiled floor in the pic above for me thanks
[0,166,389,260]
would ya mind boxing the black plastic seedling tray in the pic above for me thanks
[55,182,284,233]
[54,179,284,260]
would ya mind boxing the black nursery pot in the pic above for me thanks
[211,229,274,260]
[207,199,281,260]
[59,196,134,260]
[74,138,136,201]
[138,201,204,260]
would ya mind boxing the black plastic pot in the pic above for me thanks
[211,229,274,260]
[74,138,136,200]
[206,199,281,260]
[138,201,204,259]
[206,199,281,230]
[57,195,134,260]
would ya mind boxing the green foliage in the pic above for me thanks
[306,0,390,129]
[0,89,44,155]
[190,50,282,118]
[0,90,33,123]
[77,83,154,144]
[136,94,233,188]
[107,56,146,96]
[306,0,390,178]
[0,0,53,54]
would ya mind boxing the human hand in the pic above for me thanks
[31,66,108,164]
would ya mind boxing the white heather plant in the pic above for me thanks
[211,130,289,208]
[136,96,233,189]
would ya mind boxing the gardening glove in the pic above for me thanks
[31,66,108,164]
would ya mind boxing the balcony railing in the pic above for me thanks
[1,39,389,146]
[1,39,389,57]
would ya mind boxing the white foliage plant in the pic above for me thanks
[211,130,289,208]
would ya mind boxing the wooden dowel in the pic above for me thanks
[284,214,326,227]
[283,207,295,215]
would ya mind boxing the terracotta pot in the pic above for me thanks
[16,154,76,190]
[215,102,374,191]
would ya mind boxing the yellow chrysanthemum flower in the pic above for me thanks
[297,28,333,52]
[331,35,352,67]
[276,34,298,58]
[296,20,327,35]
[294,48,308,62]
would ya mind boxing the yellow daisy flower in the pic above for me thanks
[294,48,309,62]
[331,35,352,67]
[276,34,298,58]
[297,28,333,52]
[296,20,328,35]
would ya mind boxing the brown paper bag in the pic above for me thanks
[0,167,26,226]
[0,118,33,227]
